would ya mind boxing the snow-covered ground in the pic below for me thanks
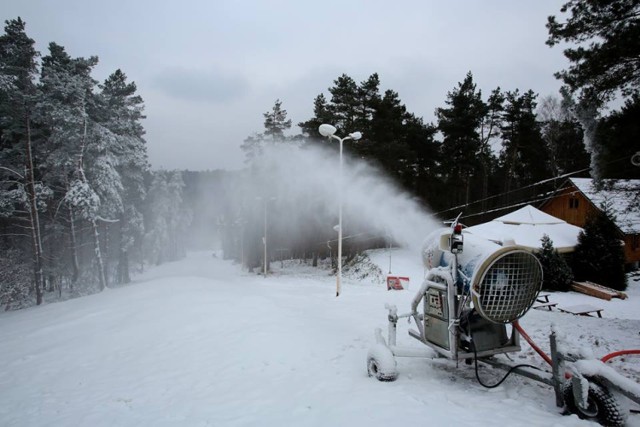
[1,249,639,427]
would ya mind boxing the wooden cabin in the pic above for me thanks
[540,178,640,268]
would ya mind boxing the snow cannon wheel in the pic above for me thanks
[366,344,398,382]
[562,381,625,427]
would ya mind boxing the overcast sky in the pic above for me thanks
[3,0,570,171]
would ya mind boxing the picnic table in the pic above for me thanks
[558,304,604,318]
[533,292,558,311]
[536,292,551,303]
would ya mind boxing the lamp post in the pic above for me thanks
[318,124,362,297]
[256,196,276,278]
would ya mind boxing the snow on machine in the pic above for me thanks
[367,217,640,426]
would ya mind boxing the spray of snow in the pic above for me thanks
[571,97,601,180]
[248,143,439,252]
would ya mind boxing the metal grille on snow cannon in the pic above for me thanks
[472,249,543,324]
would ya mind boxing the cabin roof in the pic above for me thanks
[569,177,640,234]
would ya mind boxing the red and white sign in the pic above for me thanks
[387,275,410,290]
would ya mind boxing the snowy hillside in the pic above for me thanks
[1,250,639,427]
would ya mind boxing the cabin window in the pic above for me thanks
[569,197,579,209]
[633,235,640,250]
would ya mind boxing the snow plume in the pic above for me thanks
[574,101,602,181]
[249,143,439,252]
[563,89,602,181]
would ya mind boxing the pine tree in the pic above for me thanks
[499,89,551,203]
[144,170,191,265]
[478,88,504,214]
[537,93,590,178]
[263,99,291,142]
[297,94,332,138]
[0,249,31,310]
[436,72,488,207]
[594,94,640,180]
[98,69,148,284]
[37,42,112,290]
[369,89,408,167]
[536,234,573,292]
[561,89,603,179]
[354,73,381,132]
[547,0,640,104]
[0,17,46,304]
[327,74,359,133]
[297,72,440,205]
[572,202,627,291]
[403,114,439,200]
[241,99,292,164]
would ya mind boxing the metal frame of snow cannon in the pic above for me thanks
[367,217,640,426]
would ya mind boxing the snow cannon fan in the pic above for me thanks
[470,246,542,324]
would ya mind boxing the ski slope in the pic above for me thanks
[1,250,639,426]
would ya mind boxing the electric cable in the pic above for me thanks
[457,186,575,222]
[462,317,543,389]
[470,339,543,389]
[433,153,633,220]
[433,166,591,218]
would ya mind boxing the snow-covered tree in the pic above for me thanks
[37,43,113,290]
[37,43,149,290]
[0,249,32,310]
[95,70,148,283]
[144,170,191,265]
[537,93,590,178]
[572,202,627,291]
[0,17,46,304]
[536,234,573,292]
[1,18,149,304]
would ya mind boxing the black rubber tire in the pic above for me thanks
[563,381,625,426]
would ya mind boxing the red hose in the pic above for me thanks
[601,349,640,363]
[514,321,640,366]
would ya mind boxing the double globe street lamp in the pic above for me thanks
[318,124,362,297]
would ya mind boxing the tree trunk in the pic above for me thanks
[91,218,107,290]
[24,112,44,305]
[117,213,130,284]
[78,114,107,291]
[103,222,110,284]
[68,204,80,289]
[481,160,489,222]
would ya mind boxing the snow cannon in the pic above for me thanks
[422,225,543,326]
[407,223,543,360]
[368,217,640,426]
[367,219,543,381]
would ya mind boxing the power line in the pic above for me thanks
[457,186,575,222]
[434,154,633,220]
[433,167,590,219]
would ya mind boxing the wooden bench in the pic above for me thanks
[533,302,558,311]
[571,281,627,301]
[558,304,604,318]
